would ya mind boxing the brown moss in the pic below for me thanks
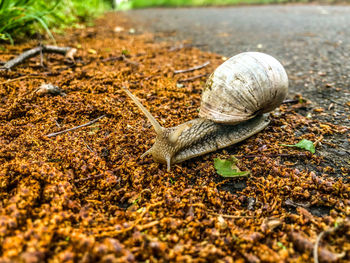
[0,12,349,263]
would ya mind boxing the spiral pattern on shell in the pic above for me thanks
[199,52,288,124]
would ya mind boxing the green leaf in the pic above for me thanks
[277,241,286,250]
[281,139,315,154]
[121,49,130,56]
[214,156,250,178]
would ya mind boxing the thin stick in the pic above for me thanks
[285,198,311,208]
[54,119,61,128]
[120,55,138,67]
[210,212,255,219]
[46,115,105,138]
[235,153,308,159]
[178,73,209,83]
[0,75,46,85]
[96,201,163,237]
[144,75,157,81]
[139,220,160,231]
[313,223,343,263]
[39,44,44,68]
[102,55,138,66]
[290,231,344,263]
[314,231,326,263]
[102,55,124,62]
[84,141,95,153]
[1,45,74,70]
[174,61,210,74]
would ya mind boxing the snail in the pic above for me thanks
[123,52,288,171]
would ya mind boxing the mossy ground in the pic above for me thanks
[0,12,349,262]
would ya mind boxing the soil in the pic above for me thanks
[0,11,349,263]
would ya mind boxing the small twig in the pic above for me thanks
[0,75,46,85]
[314,223,344,263]
[285,198,311,208]
[235,153,308,159]
[177,73,209,83]
[101,55,138,67]
[138,220,160,231]
[314,231,326,263]
[144,75,157,81]
[1,45,74,70]
[46,115,105,138]
[84,141,95,153]
[39,43,44,68]
[54,119,61,128]
[174,61,210,74]
[210,212,255,219]
[290,231,344,263]
[122,54,139,67]
[102,55,124,62]
[96,201,164,237]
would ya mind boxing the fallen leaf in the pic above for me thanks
[214,156,250,177]
[122,49,130,56]
[281,139,315,154]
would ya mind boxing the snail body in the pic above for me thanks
[123,52,288,171]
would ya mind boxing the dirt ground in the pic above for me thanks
[0,12,349,262]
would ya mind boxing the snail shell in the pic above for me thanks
[123,52,288,171]
[199,52,288,124]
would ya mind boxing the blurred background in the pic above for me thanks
[0,0,346,44]
[116,0,344,9]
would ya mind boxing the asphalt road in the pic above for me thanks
[126,5,350,172]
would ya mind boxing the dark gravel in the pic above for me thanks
[126,5,349,173]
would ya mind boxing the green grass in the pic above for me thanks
[0,0,111,44]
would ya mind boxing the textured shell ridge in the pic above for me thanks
[247,52,288,112]
[199,52,288,124]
